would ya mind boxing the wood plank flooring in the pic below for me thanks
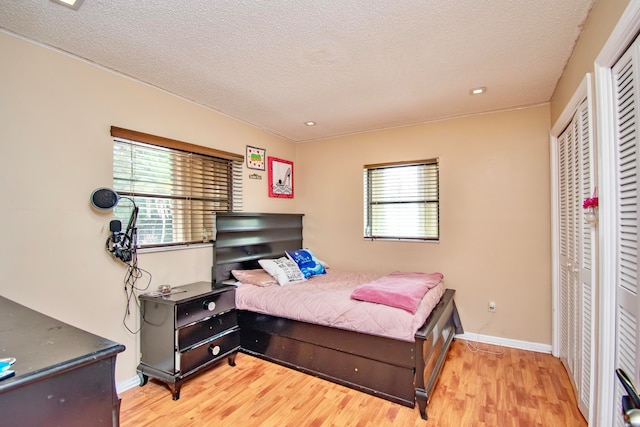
[119,340,587,426]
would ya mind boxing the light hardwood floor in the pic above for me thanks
[119,340,587,426]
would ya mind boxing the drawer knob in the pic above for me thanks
[210,345,221,356]
[205,301,216,311]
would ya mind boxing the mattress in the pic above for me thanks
[234,269,445,342]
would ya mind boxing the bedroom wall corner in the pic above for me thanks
[550,0,630,124]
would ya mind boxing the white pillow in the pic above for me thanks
[258,257,306,286]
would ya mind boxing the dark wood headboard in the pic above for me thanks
[212,212,304,286]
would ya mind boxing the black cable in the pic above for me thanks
[121,247,152,334]
[105,198,152,334]
[101,196,153,334]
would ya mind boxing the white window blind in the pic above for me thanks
[111,127,243,248]
[363,159,439,241]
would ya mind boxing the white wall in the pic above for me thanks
[296,106,553,345]
[0,31,297,382]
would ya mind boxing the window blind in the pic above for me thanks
[363,159,439,241]
[111,130,243,248]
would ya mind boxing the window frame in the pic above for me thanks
[110,126,243,249]
[363,158,440,242]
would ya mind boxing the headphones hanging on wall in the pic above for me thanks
[90,187,139,263]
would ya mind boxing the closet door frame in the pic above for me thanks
[594,2,640,426]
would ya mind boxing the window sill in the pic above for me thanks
[138,242,214,254]
[363,237,440,243]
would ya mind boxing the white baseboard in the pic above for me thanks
[117,375,141,394]
[456,333,552,354]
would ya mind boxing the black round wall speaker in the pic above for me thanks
[90,188,120,210]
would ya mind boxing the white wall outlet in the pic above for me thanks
[489,301,496,312]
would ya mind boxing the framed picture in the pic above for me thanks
[268,157,294,198]
[246,146,265,170]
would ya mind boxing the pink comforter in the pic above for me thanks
[351,271,444,314]
[235,269,445,342]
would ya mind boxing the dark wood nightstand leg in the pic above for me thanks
[138,372,149,386]
[168,382,181,401]
[228,352,236,367]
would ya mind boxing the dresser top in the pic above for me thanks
[0,296,125,393]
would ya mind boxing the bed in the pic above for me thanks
[212,212,462,420]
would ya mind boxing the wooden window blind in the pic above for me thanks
[110,127,243,248]
[363,159,439,241]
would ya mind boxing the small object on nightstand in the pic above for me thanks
[0,370,15,381]
[0,357,16,366]
[142,288,187,298]
[0,359,15,372]
[159,284,172,294]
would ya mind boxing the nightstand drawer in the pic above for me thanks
[176,288,235,328]
[177,310,238,351]
[179,329,240,374]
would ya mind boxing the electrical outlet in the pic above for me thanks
[488,301,496,312]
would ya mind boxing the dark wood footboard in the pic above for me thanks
[239,310,417,406]
[414,289,460,420]
[238,288,461,418]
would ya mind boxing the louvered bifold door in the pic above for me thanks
[569,115,580,389]
[558,112,580,389]
[559,129,570,369]
[613,36,640,427]
[571,115,580,386]
[556,97,594,421]
[577,98,594,419]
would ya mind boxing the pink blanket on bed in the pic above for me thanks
[351,271,444,314]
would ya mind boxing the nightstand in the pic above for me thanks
[137,282,239,400]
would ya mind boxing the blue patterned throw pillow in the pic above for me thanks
[286,249,326,278]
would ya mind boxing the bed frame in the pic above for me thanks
[212,212,462,420]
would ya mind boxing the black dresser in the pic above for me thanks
[0,296,125,427]
[137,282,240,399]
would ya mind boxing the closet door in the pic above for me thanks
[559,117,578,385]
[577,99,594,419]
[557,97,594,421]
[612,37,640,427]
[558,125,570,371]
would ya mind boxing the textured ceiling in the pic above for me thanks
[0,0,595,142]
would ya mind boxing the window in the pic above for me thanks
[363,159,439,241]
[110,127,243,248]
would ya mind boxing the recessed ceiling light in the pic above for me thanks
[50,0,84,10]
[470,87,487,95]
[304,121,316,126]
